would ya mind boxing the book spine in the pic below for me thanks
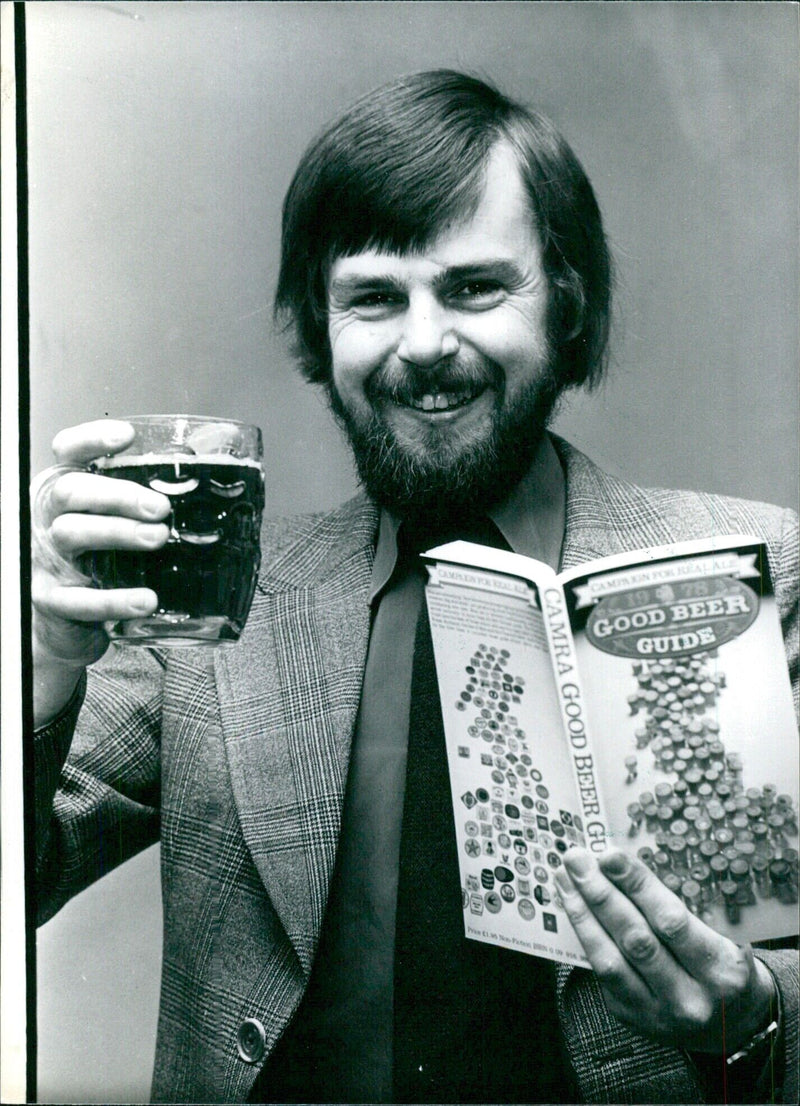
[539,582,610,855]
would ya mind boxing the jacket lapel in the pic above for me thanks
[557,436,653,568]
[555,434,702,570]
[214,495,379,975]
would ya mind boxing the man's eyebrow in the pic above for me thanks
[328,273,407,298]
[432,260,524,289]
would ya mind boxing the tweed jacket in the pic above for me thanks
[35,438,799,1104]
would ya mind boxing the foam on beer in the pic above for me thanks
[93,452,263,470]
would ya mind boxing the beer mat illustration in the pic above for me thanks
[424,535,799,963]
[454,644,586,942]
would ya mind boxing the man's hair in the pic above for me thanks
[275,69,613,390]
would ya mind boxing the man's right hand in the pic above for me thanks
[31,419,171,727]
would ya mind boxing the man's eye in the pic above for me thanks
[352,292,401,311]
[452,281,504,303]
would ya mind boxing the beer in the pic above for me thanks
[87,452,265,644]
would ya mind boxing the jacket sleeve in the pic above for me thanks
[33,646,166,925]
[749,509,798,1103]
[751,948,799,1105]
[773,506,799,717]
[729,507,798,1103]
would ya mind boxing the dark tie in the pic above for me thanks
[392,520,570,1103]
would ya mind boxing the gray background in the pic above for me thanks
[27,2,797,1102]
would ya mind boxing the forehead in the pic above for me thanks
[329,142,541,283]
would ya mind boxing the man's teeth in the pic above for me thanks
[407,389,479,412]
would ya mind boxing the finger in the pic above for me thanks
[561,848,684,998]
[52,420,135,465]
[35,582,159,624]
[50,471,171,522]
[554,862,652,1008]
[50,514,170,558]
[598,849,742,984]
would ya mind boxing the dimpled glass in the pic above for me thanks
[87,415,265,645]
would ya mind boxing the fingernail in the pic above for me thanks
[564,851,594,878]
[600,852,628,876]
[554,868,575,895]
[131,591,157,613]
[136,523,165,544]
[105,425,133,446]
[139,495,169,519]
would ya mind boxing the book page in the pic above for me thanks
[562,537,799,943]
[424,559,590,966]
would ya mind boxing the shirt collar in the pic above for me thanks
[368,433,566,603]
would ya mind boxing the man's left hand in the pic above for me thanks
[555,847,777,1055]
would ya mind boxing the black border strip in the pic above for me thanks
[15,1,36,1099]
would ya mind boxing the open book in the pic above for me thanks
[422,535,799,967]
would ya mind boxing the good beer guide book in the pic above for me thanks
[422,536,799,968]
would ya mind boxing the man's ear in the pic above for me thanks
[563,315,583,342]
[553,276,584,344]
[560,296,584,343]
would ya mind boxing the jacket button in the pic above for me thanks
[237,1018,267,1063]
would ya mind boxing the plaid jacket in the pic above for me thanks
[35,438,799,1103]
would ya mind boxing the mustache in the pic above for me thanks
[364,358,503,405]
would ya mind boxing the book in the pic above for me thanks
[422,534,799,967]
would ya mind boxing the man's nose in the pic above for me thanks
[396,294,458,367]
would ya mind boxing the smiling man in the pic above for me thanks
[31,71,798,1103]
[324,140,557,523]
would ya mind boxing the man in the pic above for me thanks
[32,71,798,1103]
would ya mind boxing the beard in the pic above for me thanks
[327,351,563,532]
